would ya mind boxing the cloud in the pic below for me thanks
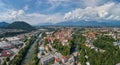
[0,9,24,22]
[47,0,64,10]
[45,13,64,23]
[35,0,78,13]
[0,9,64,24]
[80,0,111,7]
[21,13,63,24]
[0,0,120,25]
[24,5,29,10]
[64,2,120,21]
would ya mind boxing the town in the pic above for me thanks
[0,27,120,65]
[1,0,120,65]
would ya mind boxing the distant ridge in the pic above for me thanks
[37,22,53,26]
[0,22,9,27]
[38,20,120,27]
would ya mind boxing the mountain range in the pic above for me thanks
[38,21,120,27]
[1,21,120,28]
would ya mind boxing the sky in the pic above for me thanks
[0,0,120,25]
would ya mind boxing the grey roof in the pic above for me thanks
[40,54,54,65]
[52,62,61,65]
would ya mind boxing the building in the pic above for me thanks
[0,50,12,57]
[116,63,120,65]
[86,62,90,65]
[40,54,55,65]
[39,45,44,51]
[61,55,67,63]
[55,57,60,63]
[45,45,50,51]
[6,37,20,41]
[0,41,13,49]
[6,37,23,47]
[65,56,75,65]
[10,41,23,47]
[54,29,72,46]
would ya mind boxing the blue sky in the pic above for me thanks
[0,0,120,25]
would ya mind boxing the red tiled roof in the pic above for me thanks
[55,58,60,62]
[0,50,12,57]
[62,55,66,60]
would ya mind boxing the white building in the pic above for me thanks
[0,41,12,49]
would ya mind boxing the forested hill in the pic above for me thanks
[7,21,35,31]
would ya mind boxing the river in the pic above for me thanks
[21,33,41,65]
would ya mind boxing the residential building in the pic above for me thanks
[40,54,55,65]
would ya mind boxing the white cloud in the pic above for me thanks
[10,10,24,18]
[0,9,63,24]
[64,2,120,21]
[47,0,70,10]
[0,9,24,22]
[0,0,120,25]
[18,10,24,15]
[79,0,113,8]
[45,13,64,23]
[24,13,63,24]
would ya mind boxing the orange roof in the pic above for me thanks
[45,45,49,51]
[55,58,60,62]
[89,33,96,37]
[62,55,66,60]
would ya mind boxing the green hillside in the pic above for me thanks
[7,21,35,31]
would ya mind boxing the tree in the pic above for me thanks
[6,57,10,62]
[2,61,6,65]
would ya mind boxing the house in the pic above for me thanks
[55,57,60,63]
[65,56,75,65]
[39,46,44,51]
[85,43,91,48]
[86,62,90,65]
[45,45,50,52]
[61,55,67,63]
